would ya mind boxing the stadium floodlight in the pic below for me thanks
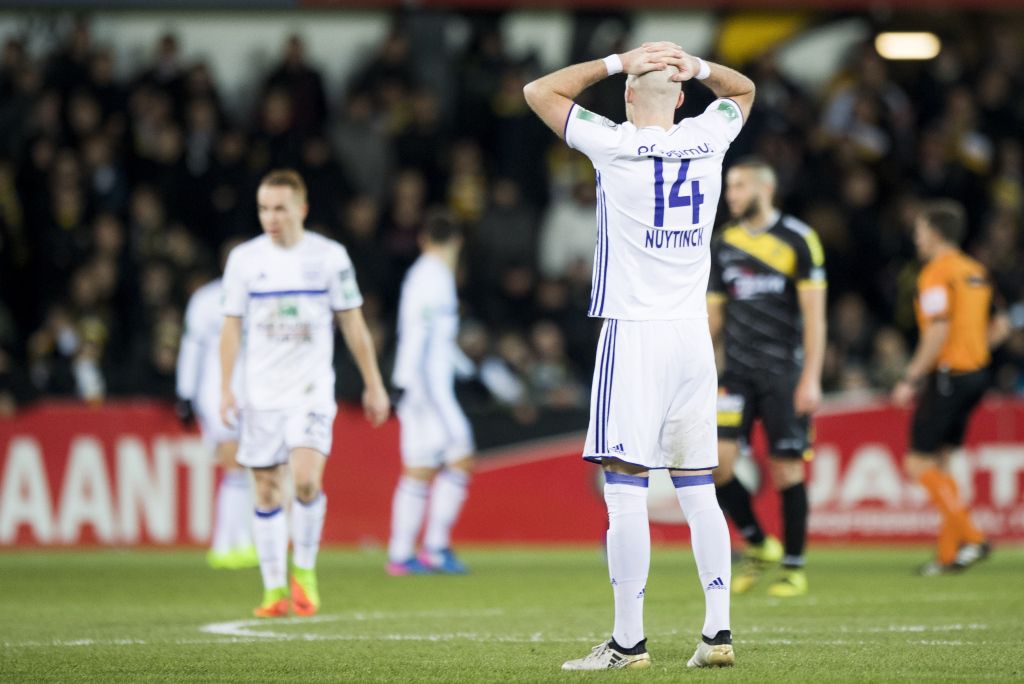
[874,32,942,60]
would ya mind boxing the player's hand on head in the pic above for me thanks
[665,51,704,82]
[363,384,391,427]
[620,43,682,76]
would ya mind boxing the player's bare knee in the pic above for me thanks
[251,469,282,508]
[713,461,734,485]
[714,440,738,484]
[402,466,437,481]
[448,456,474,474]
[216,441,240,470]
[904,453,933,479]
[294,480,320,504]
[603,458,648,476]
[769,457,805,490]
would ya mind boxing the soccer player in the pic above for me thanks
[891,200,992,575]
[386,212,475,576]
[706,158,827,598]
[219,169,390,618]
[524,42,754,669]
[176,240,257,570]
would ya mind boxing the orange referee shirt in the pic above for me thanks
[915,250,992,372]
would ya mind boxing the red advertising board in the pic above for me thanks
[1,399,1023,546]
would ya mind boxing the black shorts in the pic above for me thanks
[717,368,812,459]
[911,368,989,454]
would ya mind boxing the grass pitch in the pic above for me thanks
[1,546,1022,682]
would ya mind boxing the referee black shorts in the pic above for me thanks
[717,367,812,459]
[910,368,989,454]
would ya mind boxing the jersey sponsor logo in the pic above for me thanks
[644,227,705,249]
[254,299,314,342]
[338,267,360,301]
[723,266,786,299]
[636,142,715,158]
[609,443,625,455]
[576,107,618,129]
[715,101,739,121]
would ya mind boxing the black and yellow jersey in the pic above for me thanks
[708,212,827,376]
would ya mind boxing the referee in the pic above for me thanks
[707,157,827,598]
[892,200,993,575]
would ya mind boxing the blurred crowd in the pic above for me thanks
[0,11,1022,420]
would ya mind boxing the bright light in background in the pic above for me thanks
[875,32,942,60]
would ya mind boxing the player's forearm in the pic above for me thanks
[339,311,386,392]
[800,314,826,385]
[797,288,826,384]
[523,60,607,135]
[219,318,242,393]
[905,322,949,383]
[707,298,725,341]
[524,59,607,105]
[697,62,755,118]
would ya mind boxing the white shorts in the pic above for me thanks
[397,388,475,468]
[195,403,240,449]
[583,318,718,471]
[236,402,338,469]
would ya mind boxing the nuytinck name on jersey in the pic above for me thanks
[645,227,706,249]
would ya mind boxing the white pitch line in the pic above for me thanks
[745,638,978,647]
[1,617,994,650]
[200,608,506,639]
[3,633,597,649]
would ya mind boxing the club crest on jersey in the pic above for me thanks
[302,263,322,283]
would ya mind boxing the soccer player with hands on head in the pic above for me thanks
[219,169,390,618]
[524,41,754,669]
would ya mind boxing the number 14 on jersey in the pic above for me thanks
[653,158,704,228]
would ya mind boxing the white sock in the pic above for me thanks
[604,473,650,650]
[253,506,288,590]
[388,476,430,563]
[220,469,252,549]
[674,474,731,639]
[290,493,327,571]
[424,469,470,552]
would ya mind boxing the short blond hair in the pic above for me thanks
[260,168,307,203]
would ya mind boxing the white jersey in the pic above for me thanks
[392,253,459,395]
[221,232,363,411]
[177,279,235,418]
[564,97,745,321]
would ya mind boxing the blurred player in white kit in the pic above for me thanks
[176,239,257,570]
[524,42,755,669]
[219,169,390,618]
[386,212,475,576]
